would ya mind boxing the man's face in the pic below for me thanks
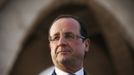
[49,18,89,67]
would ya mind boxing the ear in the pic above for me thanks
[84,39,90,52]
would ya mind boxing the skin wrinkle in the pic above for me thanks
[49,17,89,73]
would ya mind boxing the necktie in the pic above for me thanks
[68,73,75,75]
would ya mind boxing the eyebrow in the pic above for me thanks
[64,32,74,34]
[51,32,74,36]
[51,33,60,37]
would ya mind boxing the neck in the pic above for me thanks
[56,62,83,73]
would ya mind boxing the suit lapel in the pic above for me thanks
[51,70,56,75]
[84,70,87,75]
[51,69,87,75]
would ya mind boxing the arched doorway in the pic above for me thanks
[9,3,115,75]
[9,1,134,75]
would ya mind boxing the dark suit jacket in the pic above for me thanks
[51,70,87,75]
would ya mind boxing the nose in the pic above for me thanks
[57,36,67,46]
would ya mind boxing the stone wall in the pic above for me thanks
[0,0,133,75]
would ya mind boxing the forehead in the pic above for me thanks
[49,18,80,36]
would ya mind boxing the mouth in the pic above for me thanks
[57,50,71,55]
[56,46,72,55]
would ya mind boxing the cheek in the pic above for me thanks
[50,45,57,61]
[49,43,56,51]
[49,44,56,55]
[73,42,85,53]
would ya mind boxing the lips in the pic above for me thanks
[56,48,71,54]
[57,50,71,54]
[56,46,72,55]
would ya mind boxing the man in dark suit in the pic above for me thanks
[48,15,90,75]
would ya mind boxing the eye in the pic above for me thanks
[49,35,60,41]
[52,36,60,41]
[65,33,75,39]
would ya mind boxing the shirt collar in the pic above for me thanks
[55,67,84,75]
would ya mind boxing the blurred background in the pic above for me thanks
[0,0,134,75]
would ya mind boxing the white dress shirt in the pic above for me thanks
[55,67,84,75]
